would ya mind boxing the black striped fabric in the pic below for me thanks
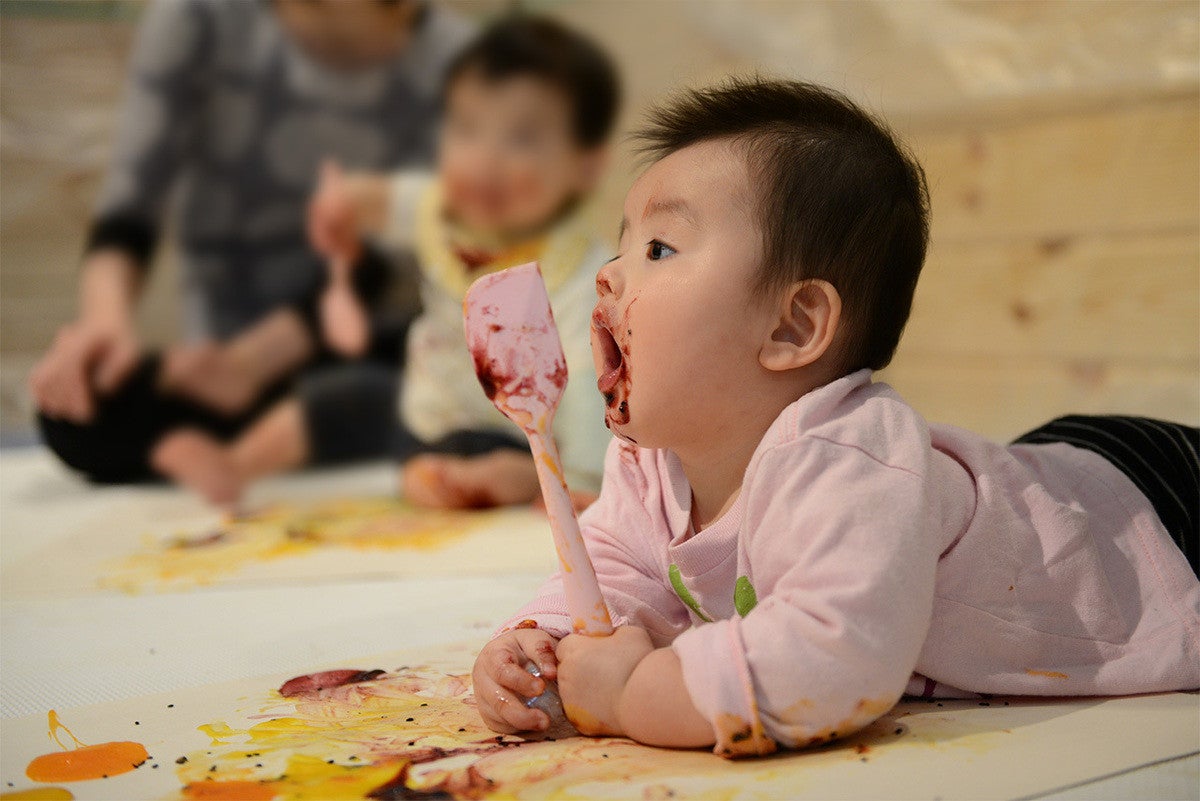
[1013,415,1199,578]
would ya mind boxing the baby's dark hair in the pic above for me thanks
[443,15,621,149]
[635,78,930,373]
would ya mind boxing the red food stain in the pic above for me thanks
[279,669,386,698]
[470,349,501,401]
[515,619,539,630]
[452,245,499,272]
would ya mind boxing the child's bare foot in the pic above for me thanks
[151,429,245,511]
[401,451,540,509]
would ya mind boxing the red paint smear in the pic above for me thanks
[25,742,148,783]
[279,669,386,698]
[469,339,566,413]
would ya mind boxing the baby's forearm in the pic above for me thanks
[616,647,713,748]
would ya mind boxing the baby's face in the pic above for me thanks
[439,71,599,236]
[591,139,771,449]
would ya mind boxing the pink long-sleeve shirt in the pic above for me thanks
[500,370,1200,757]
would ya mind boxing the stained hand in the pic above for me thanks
[473,628,560,734]
[556,626,654,736]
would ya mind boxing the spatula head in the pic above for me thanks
[463,262,567,432]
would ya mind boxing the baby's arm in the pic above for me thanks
[674,440,940,756]
[555,627,712,746]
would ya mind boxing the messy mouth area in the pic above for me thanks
[592,308,631,429]
[595,323,623,392]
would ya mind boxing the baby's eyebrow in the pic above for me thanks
[617,197,701,242]
[641,197,700,229]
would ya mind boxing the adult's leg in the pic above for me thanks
[37,354,244,483]
[299,360,400,465]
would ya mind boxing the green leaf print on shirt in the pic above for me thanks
[734,575,758,616]
[669,564,713,623]
[669,566,760,621]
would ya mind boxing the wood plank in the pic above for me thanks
[898,231,1199,364]
[911,98,1200,243]
[879,355,1200,442]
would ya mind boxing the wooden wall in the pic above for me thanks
[1,1,1196,439]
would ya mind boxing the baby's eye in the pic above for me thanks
[646,240,676,261]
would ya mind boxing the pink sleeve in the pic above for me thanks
[496,440,692,645]
[672,438,939,756]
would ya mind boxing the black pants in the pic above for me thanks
[38,353,403,484]
[1013,415,1199,577]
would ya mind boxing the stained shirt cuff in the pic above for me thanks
[672,619,777,758]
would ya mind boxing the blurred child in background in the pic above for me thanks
[31,0,471,488]
[158,15,621,510]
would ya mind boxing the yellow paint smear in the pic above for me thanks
[0,789,75,801]
[171,665,927,801]
[101,498,498,593]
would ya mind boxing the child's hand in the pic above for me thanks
[401,451,541,509]
[307,160,362,264]
[473,628,560,734]
[556,626,654,736]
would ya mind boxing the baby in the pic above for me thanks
[170,15,620,508]
[473,78,1200,757]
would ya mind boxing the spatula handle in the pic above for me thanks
[527,431,614,637]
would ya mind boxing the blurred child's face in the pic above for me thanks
[439,70,601,236]
[274,0,418,71]
[591,139,772,450]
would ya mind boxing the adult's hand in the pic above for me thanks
[29,318,139,423]
[30,250,143,422]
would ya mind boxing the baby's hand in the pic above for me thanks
[307,160,362,265]
[556,626,654,736]
[472,628,559,734]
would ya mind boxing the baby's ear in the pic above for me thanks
[759,280,842,372]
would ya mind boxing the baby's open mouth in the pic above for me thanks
[593,312,623,395]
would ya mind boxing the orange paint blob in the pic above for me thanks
[25,742,149,783]
[24,711,148,783]
[181,781,278,800]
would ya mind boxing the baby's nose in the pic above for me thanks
[595,260,622,299]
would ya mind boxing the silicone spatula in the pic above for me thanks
[463,262,614,638]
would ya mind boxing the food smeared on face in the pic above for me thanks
[591,299,634,431]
